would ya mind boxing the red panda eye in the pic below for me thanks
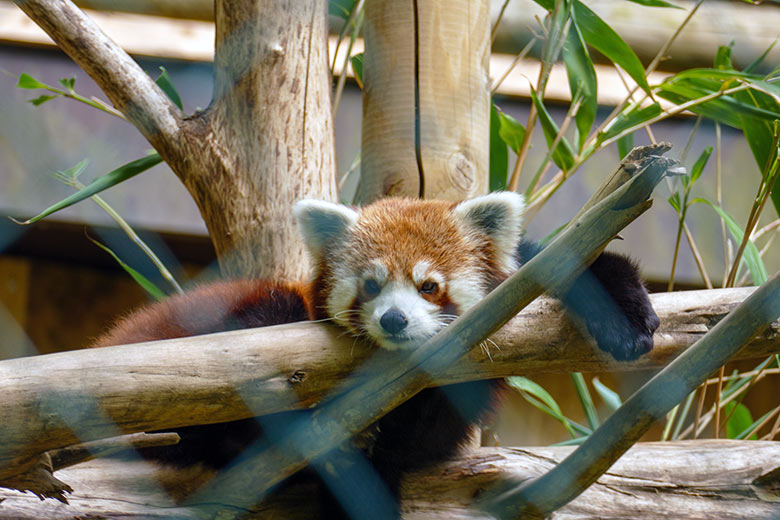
[364,279,381,296]
[419,281,438,294]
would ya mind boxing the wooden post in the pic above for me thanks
[356,0,491,203]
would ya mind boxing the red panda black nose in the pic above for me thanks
[380,308,408,334]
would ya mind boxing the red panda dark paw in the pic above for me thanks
[586,309,658,361]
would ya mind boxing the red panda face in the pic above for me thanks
[294,193,525,350]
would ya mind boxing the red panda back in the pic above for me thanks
[92,279,313,348]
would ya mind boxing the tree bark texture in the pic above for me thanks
[357,0,491,203]
[0,287,777,488]
[12,0,338,280]
[0,441,777,519]
[200,0,337,279]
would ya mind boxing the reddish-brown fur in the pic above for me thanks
[92,279,313,347]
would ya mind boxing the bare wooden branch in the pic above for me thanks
[0,441,777,518]
[11,0,186,165]
[48,432,181,471]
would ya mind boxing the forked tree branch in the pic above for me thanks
[12,0,186,165]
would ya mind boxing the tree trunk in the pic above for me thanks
[198,0,337,279]
[12,0,337,280]
[357,0,491,203]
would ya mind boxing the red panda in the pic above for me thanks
[93,192,659,518]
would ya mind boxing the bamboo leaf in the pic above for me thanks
[58,77,76,91]
[329,0,357,19]
[597,102,662,145]
[489,103,509,192]
[497,110,526,155]
[691,198,768,284]
[667,192,681,214]
[622,0,681,6]
[714,44,734,71]
[28,94,58,106]
[571,1,650,95]
[572,372,599,430]
[617,133,634,159]
[745,40,777,74]
[155,67,183,111]
[531,88,575,171]
[13,153,163,225]
[350,53,364,87]
[16,73,47,89]
[725,402,757,440]
[562,17,597,151]
[592,377,622,412]
[689,146,712,185]
[88,236,167,301]
[506,377,583,438]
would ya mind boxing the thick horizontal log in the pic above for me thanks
[0,440,777,518]
[0,286,778,485]
[0,288,777,460]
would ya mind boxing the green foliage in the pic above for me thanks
[489,103,509,192]
[155,67,183,110]
[350,53,364,84]
[506,376,589,439]
[531,88,575,171]
[725,402,757,440]
[569,0,650,94]
[561,17,597,151]
[597,103,662,146]
[15,153,163,225]
[692,198,769,285]
[592,377,622,412]
[329,0,357,19]
[87,236,167,301]
[17,73,122,117]
[571,372,599,430]
[497,109,527,155]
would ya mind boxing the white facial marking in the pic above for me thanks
[448,270,487,312]
[412,261,445,288]
[327,273,359,328]
[364,260,389,287]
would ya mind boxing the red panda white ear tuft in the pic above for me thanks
[453,191,525,271]
[294,200,359,261]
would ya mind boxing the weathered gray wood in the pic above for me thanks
[0,441,777,519]
[1,286,778,490]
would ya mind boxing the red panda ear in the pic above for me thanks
[294,199,359,261]
[453,192,525,271]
